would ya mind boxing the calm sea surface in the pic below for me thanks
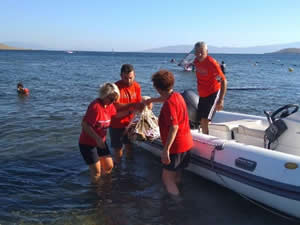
[1,50,300,225]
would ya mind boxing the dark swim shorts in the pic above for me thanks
[79,142,111,165]
[109,127,131,149]
[162,150,191,171]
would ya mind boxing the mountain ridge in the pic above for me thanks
[144,42,300,54]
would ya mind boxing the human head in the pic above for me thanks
[194,41,208,61]
[151,70,175,93]
[99,82,120,103]
[120,64,135,87]
[17,83,24,89]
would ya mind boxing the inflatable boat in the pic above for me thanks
[138,90,300,219]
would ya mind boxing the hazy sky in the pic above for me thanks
[1,0,300,51]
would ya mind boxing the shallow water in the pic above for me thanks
[1,50,300,225]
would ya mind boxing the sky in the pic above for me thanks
[1,0,300,51]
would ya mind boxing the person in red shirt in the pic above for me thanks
[193,41,227,134]
[110,64,145,164]
[149,70,193,196]
[79,82,133,184]
[17,83,29,95]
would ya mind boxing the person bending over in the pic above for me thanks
[79,82,135,184]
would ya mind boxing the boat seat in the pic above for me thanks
[234,120,269,147]
[209,119,260,140]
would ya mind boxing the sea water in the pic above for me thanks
[0,50,300,225]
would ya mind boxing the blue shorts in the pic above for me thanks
[109,127,131,149]
[79,142,111,165]
[162,150,191,171]
[197,90,220,121]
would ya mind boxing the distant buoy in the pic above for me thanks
[288,67,294,72]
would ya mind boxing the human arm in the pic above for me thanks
[81,121,105,148]
[161,125,179,165]
[211,58,227,111]
[143,95,167,106]
[216,78,227,111]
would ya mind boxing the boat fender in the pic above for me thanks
[181,89,199,129]
[264,119,287,149]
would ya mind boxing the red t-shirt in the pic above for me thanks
[193,56,226,97]
[158,92,193,154]
[79,98,116,146]
[110,80,142,128]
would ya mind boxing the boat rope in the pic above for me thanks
[209,145,300,222]
[237,193,300,222]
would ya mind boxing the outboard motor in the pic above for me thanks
[181,90,199,129]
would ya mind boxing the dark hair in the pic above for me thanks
[151,70,175,91]
[17,82,23,88]
[120,64,134,75]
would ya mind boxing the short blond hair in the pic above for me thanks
[194,41,207,51]
[99,83,120,100]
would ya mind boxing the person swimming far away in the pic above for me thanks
[17,82,29,95]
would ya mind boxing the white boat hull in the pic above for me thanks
[137,110,300,219]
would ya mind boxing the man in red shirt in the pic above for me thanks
[193,41,227,134]
[150,70,193,196]
[110,64,144,164]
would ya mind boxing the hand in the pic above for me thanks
[135,102,146,112]
[216,99,224,111]
[161,150,171,165]
[143,98,152,105]
[96,138,105,149]
[142,99,153,110]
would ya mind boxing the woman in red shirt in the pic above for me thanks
[79,83,134,184]
[150,70,193,195]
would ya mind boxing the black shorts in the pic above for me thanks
[79,142,111,165]
[109,127,131,149]
[163,150,191,171]
[197,90,220,121]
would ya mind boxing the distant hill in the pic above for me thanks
[143,42,300,54]
[269,48,300,54]
[0,43,22,50]
[3,41,43,50]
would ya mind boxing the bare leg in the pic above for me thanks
[114,147,123,164]
[89,161,101,184]
[162,169,180,196]
[175,171,182,185]
[201,118,209,135]
[100,156,114,175]
[125,143,133,160]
